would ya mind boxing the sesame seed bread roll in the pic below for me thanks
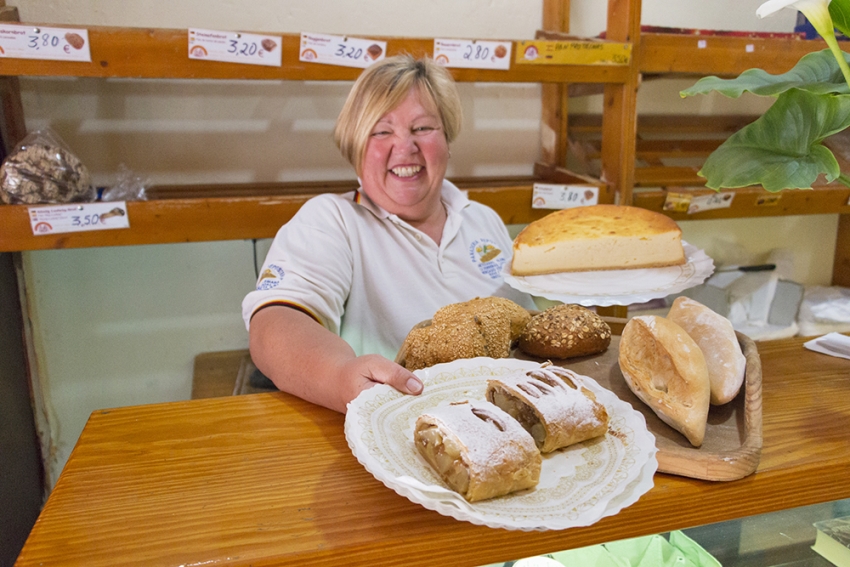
[413,400,542,502]
[667,296,746,406]
[618,315,710,447]
[398,296,529,371]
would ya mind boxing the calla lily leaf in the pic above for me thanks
[680,49,850,98]
[698,88,850,191]
[830,0,850,39]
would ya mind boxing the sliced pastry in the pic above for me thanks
[413,400,541,502]
[485,364,609,453]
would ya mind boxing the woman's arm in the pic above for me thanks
[248,305,423,413]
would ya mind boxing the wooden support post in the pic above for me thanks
[540,0,571,169]
[0,6,26,156]
[601,0,641,206]
[833,213,850,287]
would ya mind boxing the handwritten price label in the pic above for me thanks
[663,192,691,213]
[433,39,511,70]
[515,40,631,66]
[687,192,735,214]
[188,28,282,67]
[0,24,91,62]
[28,202,130,236]
[299,32,386,68]
[532,183,599,210]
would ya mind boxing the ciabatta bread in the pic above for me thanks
[618,315,710,447]
[667,296,746,405]
[511,204,685,275]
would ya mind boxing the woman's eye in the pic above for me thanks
[413,126,435,134]
[371,131,390,138]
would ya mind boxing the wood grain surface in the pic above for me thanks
[562,332,762,481]
[15,335,850,567]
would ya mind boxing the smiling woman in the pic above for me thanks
[242,55,535,413]
[333,57,462,242]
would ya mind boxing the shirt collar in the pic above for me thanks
[353,178,470,220]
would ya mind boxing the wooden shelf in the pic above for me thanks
[634,185,850,219]
[3,9,848,254]
[0,174,582,251]
[0,23,631,84]
[0,9,634,252]
[638,32,826,76]
[567,113,850,219]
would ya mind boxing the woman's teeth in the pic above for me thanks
[391,165,422,178]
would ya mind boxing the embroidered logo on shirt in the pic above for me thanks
[469,239,505,279]
[257,264,285,290]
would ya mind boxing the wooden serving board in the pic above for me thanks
[532,331,763,482]
[397,316,763,482]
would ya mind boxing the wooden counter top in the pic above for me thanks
[15,335,850,567]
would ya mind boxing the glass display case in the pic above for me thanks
[486,498,850,567]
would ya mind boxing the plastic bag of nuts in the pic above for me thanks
[0,128,94,205]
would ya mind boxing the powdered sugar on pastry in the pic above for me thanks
[486,365,609,453]
[413,400,541,502]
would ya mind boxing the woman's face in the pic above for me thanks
[359,87,449,222]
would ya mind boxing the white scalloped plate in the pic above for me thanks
[501,243,714,307]
[345,358,657,531]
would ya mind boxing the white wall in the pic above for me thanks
[12,1,823,485]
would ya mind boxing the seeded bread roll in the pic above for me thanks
[518,304,611,359]
[667,296,746,405]
[398,296,530,371]
[618,315,710,447]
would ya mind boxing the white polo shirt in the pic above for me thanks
[242,180,535,360]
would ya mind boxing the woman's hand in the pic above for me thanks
[340,353,423,407]
[249,305,422,414]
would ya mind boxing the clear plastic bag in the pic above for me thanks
[0,128,94,205]
[101,164,148,202]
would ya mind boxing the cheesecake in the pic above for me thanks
[511,204,685,275]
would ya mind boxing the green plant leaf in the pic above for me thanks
[829,0,850,39]
[698,88,850,191]
[680,49,850,98]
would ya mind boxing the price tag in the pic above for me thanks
[532,183,599,209]
[515,40,631,66]
[687,192,735,214]
[663,191,691,213]
[0,23,91,62]
[299,32,386,68]
[756,194,781,207]
[188,28,282,67]
[433,39,511,70]
[28,202,130,236]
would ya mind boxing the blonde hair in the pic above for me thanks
[334,55,462,176]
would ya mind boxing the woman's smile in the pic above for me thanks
[360,87,450,225]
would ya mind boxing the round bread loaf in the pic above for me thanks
[518,304,611,359]
[398,296,529,371]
